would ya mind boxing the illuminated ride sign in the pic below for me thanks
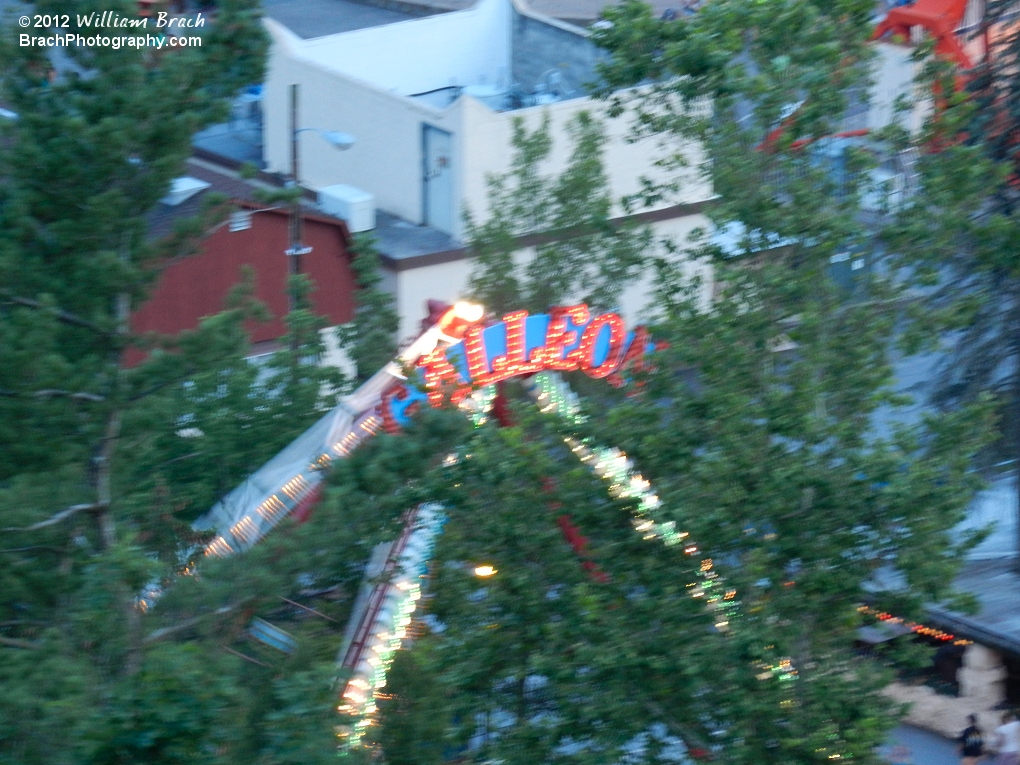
[379,304,655,433]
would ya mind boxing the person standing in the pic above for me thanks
[995,711,1020,765]
[958,714,984,765]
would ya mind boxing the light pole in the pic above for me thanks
[287,83,355,312]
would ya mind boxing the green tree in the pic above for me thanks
[370,646,450,765]
[966,0,1020,178]
[331,347,986,764]
[466,111,651,315]
[311,2,996,763]
[0,2,370,762]
[337,233,400,383]
[881,12,1020,565]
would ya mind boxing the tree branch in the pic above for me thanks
[2,502,105,533]
[0,636,38,649]
[280,596,341,623]
[32,389,105,402]
[0,546,64,553]
[644,699,713,753]
[0,292,112,336]
[152,451,206,470]
[143,615,204,645]
[0,389,105,402]
[221,645,271,667]
[143,603,240,645]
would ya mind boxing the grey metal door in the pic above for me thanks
[423,124,453,234]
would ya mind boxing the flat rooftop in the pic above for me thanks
[930,558,1020,655]
[263,0,425,38]
[373,210,465,270]
[272,0,600,112]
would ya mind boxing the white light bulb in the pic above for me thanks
[453,301,485,322]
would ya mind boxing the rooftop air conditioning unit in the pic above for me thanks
[319,184,375,233]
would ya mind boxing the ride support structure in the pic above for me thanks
[872,0,976,69]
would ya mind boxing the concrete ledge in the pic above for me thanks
[346,0,599,24]
[377,200,711,272]
[343,0,469,15]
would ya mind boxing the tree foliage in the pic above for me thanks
[334,327,988,764]
[466,111,651,315]
[0,2,370,762]
[317,2,998,763]
[0,0,999,762]
[880,7,1020,553]
[336,233,400,383]
[966,0,1020,177]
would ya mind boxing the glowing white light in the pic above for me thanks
[453,301,484,322]
[473,565,497,578]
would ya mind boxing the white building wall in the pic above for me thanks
[264,5,712,243]
[264,19,464,225]
[319,325,357,378]
[264,0,715,342]
[394,260,475,340]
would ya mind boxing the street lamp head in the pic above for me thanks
[320,130,356,151]
[293,128,356,151]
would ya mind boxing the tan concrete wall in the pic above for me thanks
[882,644,1008,740]
[458,95,711,234]
[390,212,711,341]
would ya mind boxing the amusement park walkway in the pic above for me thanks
[883,725,960,764]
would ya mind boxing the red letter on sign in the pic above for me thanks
[579,312,627,378]
[419,346,469,406]
[606,326,650,388]
[490,310,541,380]
[535,304,590,371]
[378,381,408,434]
[462,324,490,385]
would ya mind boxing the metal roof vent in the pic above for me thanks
[228,210,252,232]
[160,176,211,206]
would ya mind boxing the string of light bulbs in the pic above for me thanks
[525,371,741,632]
[857,605,972,646]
